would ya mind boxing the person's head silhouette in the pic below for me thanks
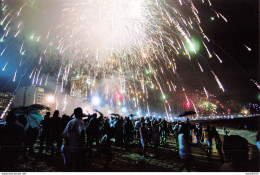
[74,107,83,119]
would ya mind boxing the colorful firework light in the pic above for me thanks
[0,0,254,118]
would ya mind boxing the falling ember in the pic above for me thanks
[14,29,20,38]
[198,62,204,72]
[32,69,37,85]
[202,42,212,58]
[250,79,260,90]
[203,86,209,99]
[243,44,252,52]
[211,71,225,92]
[219,13,228,22]
[0,97,14,119]
[19,60,22,66]
[0,47,6,56]
[39,76,43,86]
[13,70,17,82]
[36,67,42,85]
[1,12,11,25]
[2,61,8,71]
[191,101,199,118]
[39,55,42,65]
[45,74,49,86]
[29,68,35,78]
[19,42,24,54]
[213,52,223,63]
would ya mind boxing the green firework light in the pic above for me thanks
[185,38,201,54]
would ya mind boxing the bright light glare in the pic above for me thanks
[121,107,127,113]
[46,95,55,103]
[92,96,101,106]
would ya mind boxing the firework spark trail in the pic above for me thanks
[213,52,223,63]
[191,100,199,118]
[203,86,209,99]
[39,76,43,86]
[198,62,204,72]
[36,67,42,84]
[2,61,8,71]
[0,97,13,119]
[243,44,252,52]
[13,70,17,82]
[250,79,260,90]
[32,69,37,85]
[0,47,6,56]
[29,68,35,78]
[211,71,225,92]
[0,0,234,116]
[203,41,212,58]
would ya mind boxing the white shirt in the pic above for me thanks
[63,118,85,151]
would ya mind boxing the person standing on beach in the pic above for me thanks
[178,123,191,172]
[62,107,85,171]
[211,126,224,163]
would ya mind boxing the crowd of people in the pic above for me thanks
[0,107,257,172]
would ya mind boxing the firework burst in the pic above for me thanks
[0,0,231,116]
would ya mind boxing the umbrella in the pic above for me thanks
[11,106,43,128]
[30,104,51,111]
[128,114,137,117]
[110,113,121,117]
[178,111,196,117]
[25,113,43,129]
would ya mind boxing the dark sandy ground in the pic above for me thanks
[0,126,259,172]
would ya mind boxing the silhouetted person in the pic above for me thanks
[24,115,39,156]
[221,135,249,171]
[50,110,63,156]
[39,112,51,154]
[161,119,168,146]
[62,107,85,171]
[100,118,110,136]
[211,126,224,163]
[195,124,202,144]
[178,123,191,172]
[87,113,100,157]
[0,112,25,170]
[139,122,149,158]
[173,121,180,143]
[203,125,213,158]
[109,117,116,138]
[151,119,160,156]
[145,117,152,143]
[123,117,134,147]
[61,114,71,133]
[115,117,124,146]
[17,115,27,159]
[135,117,144,153]
[98,134,113,169]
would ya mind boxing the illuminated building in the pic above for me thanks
[0,92,13,114]
[13,85,45,107]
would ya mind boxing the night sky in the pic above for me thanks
[0,0,259,107]
[180,0,259,104]
[204,0,259,103]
